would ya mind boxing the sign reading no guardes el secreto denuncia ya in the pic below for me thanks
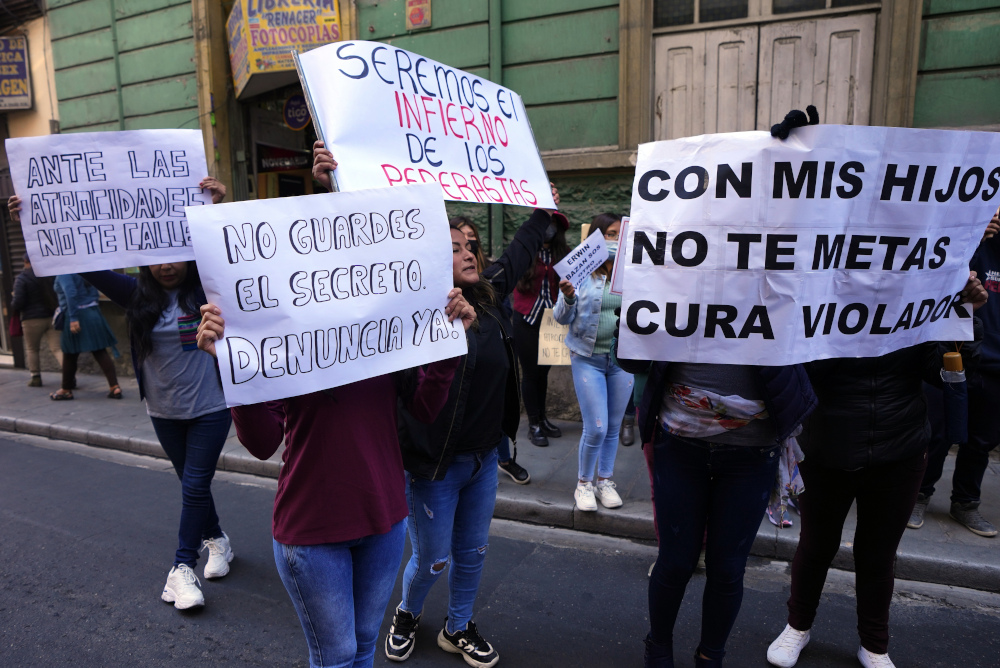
[295,40,557,209]
[618,125,1000,366]
[185,182,469,407]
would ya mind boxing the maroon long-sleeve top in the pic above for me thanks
[232,358,461,545]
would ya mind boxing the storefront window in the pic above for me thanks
[700,0,749,22]
[654,0,694,27]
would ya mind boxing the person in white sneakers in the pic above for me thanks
[554,214,633,512]
[12,182,235,611]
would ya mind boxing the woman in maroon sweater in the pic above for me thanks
[196,289,475,668]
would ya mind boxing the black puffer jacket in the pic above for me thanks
[11,267,56,321]
[399,208,564,480]
[802,331,979,470]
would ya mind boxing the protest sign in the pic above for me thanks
[609,216,630,296]
[294,40,556,209]
[619,125,1000,366]
[554,232,608,289]
[538,308,571,366]
[186,182,467,406]
[6,130,211,277]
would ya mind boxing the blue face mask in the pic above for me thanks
[606,240,619,261]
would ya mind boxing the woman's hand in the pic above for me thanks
[541,182,560,216]
[559,278,575,299]
[197,304,226,357]
[445,288,477,331]
[69,320,81,334]
[961,271,988,311]
[200,177,227,204]
[984,206,1000,241]
[8,194,21,222]
[312,140,339,191]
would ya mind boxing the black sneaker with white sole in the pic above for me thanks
[498,457,530,484]
[437,619,499,667]
[384,606,420,662]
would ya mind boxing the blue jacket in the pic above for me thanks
[55,274,101,323]
[552,274,607,357]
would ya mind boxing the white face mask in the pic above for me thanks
[606,241,619,261]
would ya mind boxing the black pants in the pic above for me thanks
[62,348,118,391]
[921,378,1000,505]
[511,311,551,423]
[787,450,927,654]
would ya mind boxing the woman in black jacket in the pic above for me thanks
[766,274,987,668]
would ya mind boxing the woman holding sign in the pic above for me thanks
[511,209,570,447]
[554,214,634,512]
[386,201,565,665]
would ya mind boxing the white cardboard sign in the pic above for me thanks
[186,183,468,406]
[296,40,555,209]
[609,216,630,296]
[554,232,608,289]
[619,125,1000,366]
[5,130,210,276]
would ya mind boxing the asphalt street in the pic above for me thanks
[2,432,998,667]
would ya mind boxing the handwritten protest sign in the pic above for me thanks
[186,183,467,406]
[537,308,570,366]
[609,216,630,296]
[554,232,608,289]
[295,40,556,209]
[619,125,1000,366]
[6,130,210,277]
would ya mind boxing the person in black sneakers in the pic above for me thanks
[454,217,531,486]
[909,205,1000,538]
[387,191,565,667]
[510,205,570,446]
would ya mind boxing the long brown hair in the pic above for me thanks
[450,215,487,273]
[450,219,497,313]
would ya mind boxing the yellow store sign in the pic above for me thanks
[227,0,343,99]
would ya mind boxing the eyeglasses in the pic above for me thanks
[604,230,619,240]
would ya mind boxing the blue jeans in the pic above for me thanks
[570,352,633,481]
[273,519,407,668]
[401,449,498,634]
[649,432,780,665]
[150,408,232,567]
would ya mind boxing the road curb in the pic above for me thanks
[3,420,997,593]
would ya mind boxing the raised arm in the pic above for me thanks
[80,270,137,309]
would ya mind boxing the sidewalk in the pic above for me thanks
[2,367,998,592]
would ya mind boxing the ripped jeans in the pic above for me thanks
[400,449,498,634]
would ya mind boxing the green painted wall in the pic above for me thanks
[356,0,619,151]
[913,0,1000,128]
[48,0,199,133]
[358,0,628,246]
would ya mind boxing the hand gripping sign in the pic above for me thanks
[294,40,556,209]
[618,125,1000,366]
[6,130,211,276]
[186,183,467,406]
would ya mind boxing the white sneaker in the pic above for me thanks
[201,532,234,579]
[595,479,623,508]
[161,564,205,609]
[858,646,896,668]
[575,482,598,511]
[767,624,810,667]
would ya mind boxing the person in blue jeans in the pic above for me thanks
[10,182,231,610]
[554,213,633,511]
[387,192,565,667]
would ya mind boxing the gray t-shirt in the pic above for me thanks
[142,292,227,420]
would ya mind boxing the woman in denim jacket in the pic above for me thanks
[554,214,634,511]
